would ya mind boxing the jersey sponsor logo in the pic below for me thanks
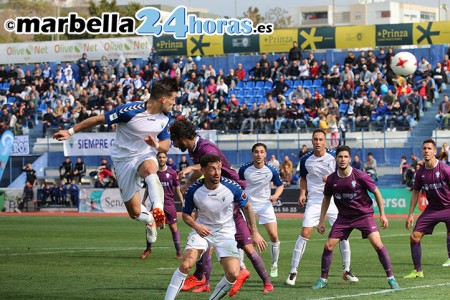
[147,118,156,121]
[109,112,118,121]
[208,193,217,197]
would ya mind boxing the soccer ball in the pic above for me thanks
[390,52,417,76]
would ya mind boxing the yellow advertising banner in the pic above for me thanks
[259,29,298,53]
[336,25,376,48]
[413,21,450,45]
[186,34,224,56]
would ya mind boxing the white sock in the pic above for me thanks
[291,236,308,273]
[271,241,280,267]
[339,239,351,272]
[239,248,246,269]
[145,174,164,211]
[165,268,187,300]
[209,276,235,300]
[135,204,154,224]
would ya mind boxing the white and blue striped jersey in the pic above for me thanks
[183,177,248,234]
[239,162,283,206]
[300,149,336,203]
[104,102,170,160]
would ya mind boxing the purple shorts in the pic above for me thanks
[329,214,379,240]
[234,211,252,249]
[164,201,177,225]
[414,207,450,235]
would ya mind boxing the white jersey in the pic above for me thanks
[239,162,283,207]
[104,102,170,161]
[183,177,248,234]
[300,149,336,203]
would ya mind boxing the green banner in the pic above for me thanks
[154,36,187,57]
[223,34,260,54]
[373,188,421,215]
[298,27,335,50]
[375,23,413,46]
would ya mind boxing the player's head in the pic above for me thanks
[312,129,327,154]
[422,139,437,162]
[200,154,222,185]
[251,143,267,164]
[157,152,167,168]
[150,78,178,113]
[170,117,197,152]
[336,146,351,171]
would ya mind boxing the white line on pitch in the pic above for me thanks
[0,246,171,256]
[312,282,450,300]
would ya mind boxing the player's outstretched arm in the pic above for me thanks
[178,164,201,181]
[317,195,331,234]
[242,202,267,252]
[53,115,106,141]
[373,188,388,229]
[406,190,419,230]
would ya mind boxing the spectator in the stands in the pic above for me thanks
[351,154,363,170]
[166,157,177,171]
[68,179,80,208]
[235,63,246,81]
[364,152,378,181]
[437,94,450,129]
[97,157,114,186]
[281,155,293,186]
[178,155,190,172]
[288,41,302,62]
[287,60,300,80]
[42,107,55,137]
[59,157,72,182]
[71,157,86,183]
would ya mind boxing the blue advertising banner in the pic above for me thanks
[0,131,14,181]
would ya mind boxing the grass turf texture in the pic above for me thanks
[1,216,449,299]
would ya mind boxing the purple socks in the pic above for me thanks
[376,246,394,277]
[411,242,422,272]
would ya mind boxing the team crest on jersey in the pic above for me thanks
[222,197,226,202]
[242,192,247,200]
[351,180,356,188]
[436,171,440,178]
[166,173,170,178]
[160,122,165,128]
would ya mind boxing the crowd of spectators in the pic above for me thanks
[0,44,449,141]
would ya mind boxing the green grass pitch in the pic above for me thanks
[1,216,449,299]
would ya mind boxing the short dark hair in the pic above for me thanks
[150,77,179,101]
[200,154,221,168]
[368,152,373,156]
[157,152,167,158]
[312,128,327,138]
[336,145,351,156]
[252,143,267,152]
[422,138,436,148]
[169,117,197,141]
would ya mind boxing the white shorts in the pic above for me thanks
[112,154,157,202]
[185,229,239,261]
[252,201,277,225]
[302,200,338,228]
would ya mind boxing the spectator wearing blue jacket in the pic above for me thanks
[373,99,391,130]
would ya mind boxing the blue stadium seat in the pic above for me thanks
[294,80,303,87]
[255,81,265,90]
[303,79,313,87]
[312,79,322,88]
[244,81,255,90]
[2,82,10,91]
[237,89,246,98]
[235,81,244,90]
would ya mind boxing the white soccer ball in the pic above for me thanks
[390,51,417,77]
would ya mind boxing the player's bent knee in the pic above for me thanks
[179,261,193,274]
[301,228,313,239]
[410,232,422,243]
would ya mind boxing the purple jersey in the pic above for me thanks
[189,137,246,189]
[324,168,377,217]
[413,161,450,210]
[157,167,180,205]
